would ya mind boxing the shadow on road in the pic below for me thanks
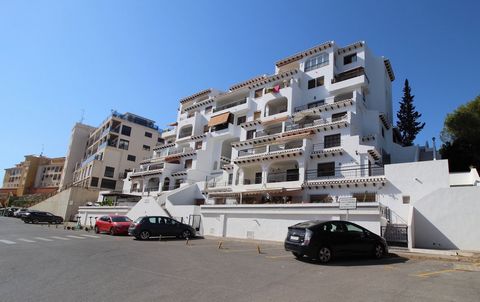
[296,253,409,266]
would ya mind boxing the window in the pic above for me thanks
[100,178,116,189]
[402,195,410,204]
[255,172,262,184]
[205,106,212,114]
[127,155,136,162]
[253,111,261,120]
[104,166,115,178]
[317,162,335,177]
[332,111,347,122]
[304,53,329,71]
[121,125,132,136]
[237,115,246,125]
[324,134,341,148]
[184,159,193,169]
[90,177,99,187]
[381,127,385,138]
[246,130,256,140]
[118,139,129,150]
[143,145,151,151]
[254,89,263,98]
[345,222,364,233]
[203,125,210,133]
[322,222,344,233]
[195,141,203,150]
[144,131,152,138]
[148,217,157,224]
[307,76,324,89]
[344,53,357,65]
[228,173,233,185]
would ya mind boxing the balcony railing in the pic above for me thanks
[167,146,194,156]
[213,98,247,113]
[241,176,263,185]
[312,140,341,151]
[238,146,267,157]
[255,126,283,138]
[294,100,326,113]
[237,142,302,158]
[331,67,366,84]
[267,171,299,183]
[305,164,384,181]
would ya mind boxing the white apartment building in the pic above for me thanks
[83,41,479,250]
[70,111,162,192]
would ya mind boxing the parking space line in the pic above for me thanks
[80,234,100,238]
[0,239,16,245]
[265,255,293,259]
[51,236,70,241]
[18,238,36,243]
[66,235,86,239]
[34,237,53,242]
[415,269,457,277]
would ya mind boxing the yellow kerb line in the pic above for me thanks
[221,247,285,253]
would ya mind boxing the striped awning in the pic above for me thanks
[208,112,231,127]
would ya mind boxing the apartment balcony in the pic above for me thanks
[161,127,177,138]
[267,171,300,183]
[233,115,349,149]
[209,123,236,138]
[235,142,304,164]
[212,97,249,114]
[304,164,386,187]
[293,94,356,115]
[330,67,368,92]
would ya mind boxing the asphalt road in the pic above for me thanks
[0,216,479,302]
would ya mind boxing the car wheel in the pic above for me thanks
[317,246,332,264]
[94,226,100,234]
[109,227,116,236]
[181,229,191,239]
[139,230,151,240]
[292,252,303,259]
[32,219,39,224]
[373,244,384,259]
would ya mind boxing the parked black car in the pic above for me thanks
[128,216,196,240]
[284,220,388,263]
[22,211,63,224]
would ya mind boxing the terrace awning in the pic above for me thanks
[208,112,231,127]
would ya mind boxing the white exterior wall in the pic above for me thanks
[77,206,132,227]
[201,204,381,242]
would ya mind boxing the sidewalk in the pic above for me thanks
[389,247,480,262]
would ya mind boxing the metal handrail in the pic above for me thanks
[305,164,384,181]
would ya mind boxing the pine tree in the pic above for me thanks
[396,79,425,146]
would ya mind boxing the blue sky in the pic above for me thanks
[1,0,479,184]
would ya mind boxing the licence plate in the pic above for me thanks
[290,235,299,241]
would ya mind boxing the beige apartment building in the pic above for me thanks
[69,111,162,192]
[1,155,65,196]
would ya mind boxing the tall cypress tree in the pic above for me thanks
[396,79,425,146]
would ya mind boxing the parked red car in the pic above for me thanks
[94,215,132,235]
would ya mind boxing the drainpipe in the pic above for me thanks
[432,137,437,160]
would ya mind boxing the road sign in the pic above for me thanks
[339,197,357,210]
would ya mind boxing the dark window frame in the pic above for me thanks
[121,125,132,136]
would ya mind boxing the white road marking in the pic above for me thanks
[80,234,100,238]
[0,239,16,244]
[18,238,36,243]
[51,236,70,241]
[66,235,85,239]
[34,237,53,242]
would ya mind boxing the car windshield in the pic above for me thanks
[111,216,131,222]
[133,217,144,224]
